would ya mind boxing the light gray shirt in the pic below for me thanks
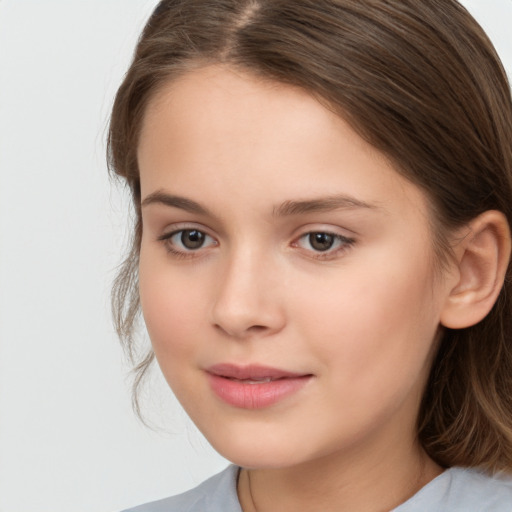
[123,464,512,511]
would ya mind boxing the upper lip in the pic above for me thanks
[206,363,310,380]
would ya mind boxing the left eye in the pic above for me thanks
[165,229,216,251]
[297,232,352,253]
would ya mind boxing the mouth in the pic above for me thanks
[205,364,313,409]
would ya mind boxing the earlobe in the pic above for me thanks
[440,210,511,330]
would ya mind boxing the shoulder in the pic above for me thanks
[395,466,512,511]
[121,465,242,512]
[444,467,512,510]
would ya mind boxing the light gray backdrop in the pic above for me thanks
[0,1,511,511]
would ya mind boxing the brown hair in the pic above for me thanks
[108,0,512,472]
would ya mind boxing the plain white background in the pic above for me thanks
[0,1,511,511]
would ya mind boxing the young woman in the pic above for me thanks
[109,0,512,510]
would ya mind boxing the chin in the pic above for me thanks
[204,427,313,470]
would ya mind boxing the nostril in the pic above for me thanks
[248,325,267,333]
[213,322,271,338]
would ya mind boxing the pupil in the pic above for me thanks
[181,230,205,249]
[310,232,334,251]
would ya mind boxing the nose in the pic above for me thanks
[210,248,286,339]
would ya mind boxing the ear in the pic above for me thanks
[440,210,511,329]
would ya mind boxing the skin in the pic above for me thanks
[136,65,458,511]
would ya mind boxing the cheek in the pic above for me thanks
[138,252,206,360]
[138,262,212,406]
[291,250,440,394]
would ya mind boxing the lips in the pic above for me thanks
[205,364,312,409]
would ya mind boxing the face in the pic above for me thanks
[137,66,453,470]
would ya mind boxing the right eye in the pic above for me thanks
[159,229,217,255]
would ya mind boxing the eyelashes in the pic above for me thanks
[157,227,355,261]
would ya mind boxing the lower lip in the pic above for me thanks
[206,373,312,409]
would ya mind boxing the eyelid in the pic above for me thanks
[157,221,215,240]
[290,223,356,240]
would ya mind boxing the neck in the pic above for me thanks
[237,438,442,512]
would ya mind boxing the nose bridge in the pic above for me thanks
[210,241,285,338]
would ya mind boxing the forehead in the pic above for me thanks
[140,65,360,160]
[137,65,429,223]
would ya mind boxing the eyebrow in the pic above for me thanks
[273,195,380,217]
[141,190,210,215]
[141,190,379,217]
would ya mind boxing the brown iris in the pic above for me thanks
[309,233,335,251]
[180,230,205,249]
